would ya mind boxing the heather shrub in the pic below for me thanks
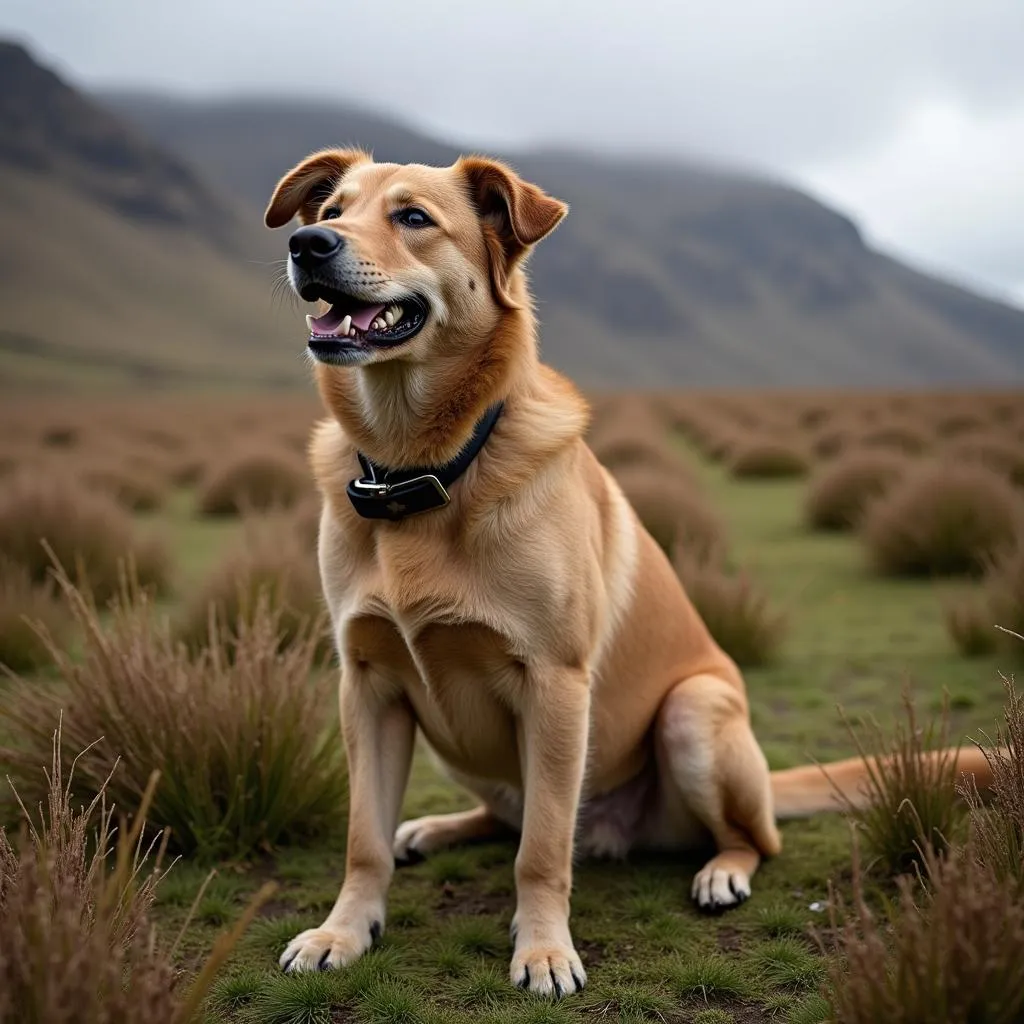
[943,597,998,658]
[945,433,1024,488]
[861,463,1022,577]
[168,450,208,487]
[833,694,966,875]
[728,438,809,479]
[0,739,271,1024]
[858,421,930,456]
[985,542,1024,661]
[933,410,987,438]
[825,840,1024,1024]
[672,553,785,667]
[0,559,69,672]
[960,675,1024,890]
[0,569,345,859]
[811,424,855,460]
[79,460,166,512]
[616,467,725,562]
[197,448,308,516]
[592,430,691,479]
[0,474,170,601]
[176,516,328,656]
[804,449,909,532]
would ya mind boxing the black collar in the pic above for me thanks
[346,402,504,521]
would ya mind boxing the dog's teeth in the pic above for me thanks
[338,315,352,336]
[305,314,315,333]
[372,317,386,331]
[349,326,357,338]
[392,304,403,322]
[384,308,396,327]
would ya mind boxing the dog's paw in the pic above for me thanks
[393,814,454,863]
[691,865,751,912]
[510,942,587,998]
[279,922,379,973]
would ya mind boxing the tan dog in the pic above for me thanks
[264,150,992,997]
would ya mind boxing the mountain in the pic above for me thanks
[2,35,1022,391]
[0,41,297,390]
[102,94,1024,387]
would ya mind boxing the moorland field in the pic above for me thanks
[1,387,1023,1023]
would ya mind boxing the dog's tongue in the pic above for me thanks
[309,302,386,336]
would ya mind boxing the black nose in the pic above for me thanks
[288,225,343,269]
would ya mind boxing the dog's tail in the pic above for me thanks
[769,746,995,820]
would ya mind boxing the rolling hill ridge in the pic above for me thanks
[1,38,1022,390]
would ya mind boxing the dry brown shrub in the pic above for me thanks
[944,432,1024,488]
[834,694,967,875]
[0,568,344,860]
[175,515,328,656]
[861,462,1022,577]
[933,409,988,438]
[615,467,725,562]
[0,558,69,672]
[0,474,170,601]
[959,674,1024,890]
[804,448,909,532]
[167,450,208,487]
[78,459,166,512]
[728,437,809,479]
[827,676,1024,1022]
[824,840,1024,1024]
[672,553,785,667]
[0,736,272,1023]
[985,542,1024,660]
[196,448,309,516]
[857,420,930,456]
[811,422,857,460]
[944,597,998,658]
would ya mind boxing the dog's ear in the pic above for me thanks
[458,157,568,307]
[264,148,370,228]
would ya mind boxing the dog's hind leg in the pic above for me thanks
[394,770,522,862]
[652,673,781,911]
[394,806,509,862]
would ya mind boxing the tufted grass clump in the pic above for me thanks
[0,566,344,860]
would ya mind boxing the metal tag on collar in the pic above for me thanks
[346,473,450,521]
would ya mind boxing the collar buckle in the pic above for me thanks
[346,473,450,521]
[346,402,503,522]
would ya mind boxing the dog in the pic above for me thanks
[264,150,993,997]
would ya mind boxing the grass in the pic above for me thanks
[0,568,345,860]
[128,422,1016,1022]
[2,394,1021,1022]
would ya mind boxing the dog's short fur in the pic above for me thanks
[265,151,993,996]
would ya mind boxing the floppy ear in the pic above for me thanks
[458,156,568,307]
[264,148,370,228]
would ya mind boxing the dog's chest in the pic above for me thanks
[345,605,524,784]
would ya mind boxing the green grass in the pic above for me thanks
[24,432,1014,1023]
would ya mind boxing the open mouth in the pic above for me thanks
[302,286,427,361]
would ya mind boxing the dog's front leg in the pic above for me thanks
[281,669,415,972]
[510,666,590,998]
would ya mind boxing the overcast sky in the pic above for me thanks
[5,0,1023,305]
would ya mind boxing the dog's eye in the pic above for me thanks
[395,207,434,229]
[321,206,342,221]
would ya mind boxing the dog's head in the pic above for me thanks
[266,151,567,368]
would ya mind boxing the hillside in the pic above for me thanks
[104,94,1024,387]
[2,34,1022,391]
[0,42,296,390]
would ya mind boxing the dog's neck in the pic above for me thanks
[316,305,537,471]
